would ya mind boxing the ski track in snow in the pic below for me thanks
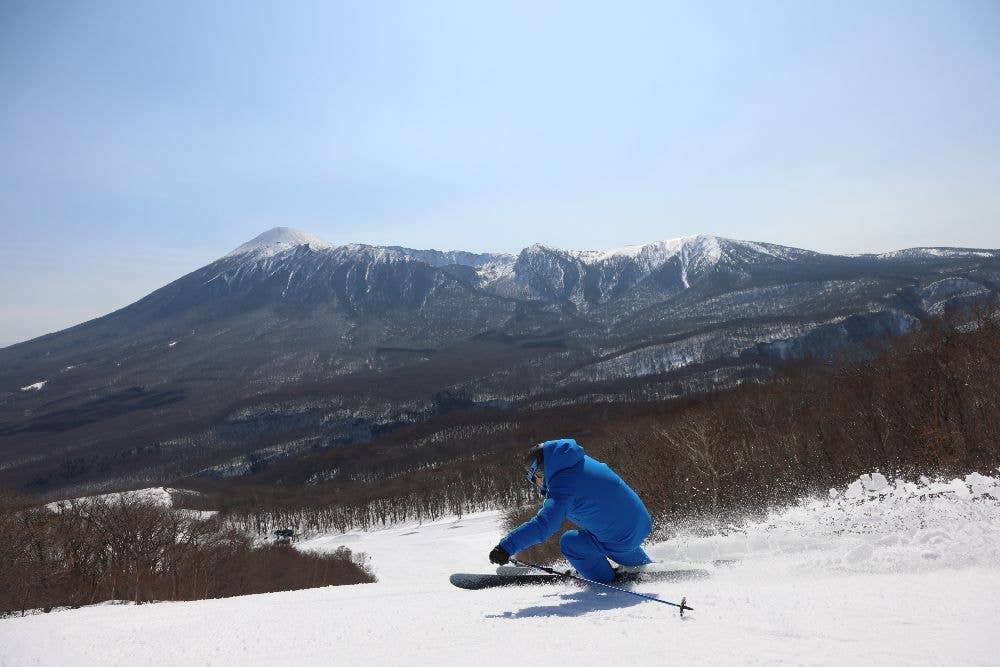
[3,474,999,666]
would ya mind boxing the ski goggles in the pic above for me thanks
[524,458,547,497]
[524,458,542,484]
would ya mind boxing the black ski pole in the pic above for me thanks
[510,557,693,617]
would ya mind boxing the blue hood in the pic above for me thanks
[542,438,585,487]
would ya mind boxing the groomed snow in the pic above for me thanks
[3,473,998,666]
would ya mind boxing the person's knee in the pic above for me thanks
[559,530,583,556]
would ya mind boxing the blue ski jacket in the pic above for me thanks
[499,438,652,556]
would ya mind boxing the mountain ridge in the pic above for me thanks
[220,226,999,269]
[1,227,997,496]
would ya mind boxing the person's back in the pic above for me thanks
[558,454,652,548]
[490,438,653,583]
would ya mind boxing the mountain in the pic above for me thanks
[1,227,997,495]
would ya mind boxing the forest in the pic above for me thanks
[183,309,1000,552]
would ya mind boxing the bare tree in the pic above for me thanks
[658,411,744,516]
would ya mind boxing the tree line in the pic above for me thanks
[0,492,374,617]
[194,310,1000,556]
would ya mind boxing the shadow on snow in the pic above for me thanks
[485,588,655,619]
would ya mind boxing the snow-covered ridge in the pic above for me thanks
[224,229,800,271]
[224,228,995,274]
[216,228,999,302]
[526,235,715,267]
[877,247,997,260]
[564,235,710,265]
[493,235,822,295]
[223,228,516,269]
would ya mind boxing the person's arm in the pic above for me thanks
[497,493,569,557]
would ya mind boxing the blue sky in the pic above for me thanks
[2,0,999,346]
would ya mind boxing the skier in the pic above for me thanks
[488,438,653,584]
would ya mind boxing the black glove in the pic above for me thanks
[489,545,510,565]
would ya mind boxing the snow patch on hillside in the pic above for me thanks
[47,487,176,511]
[475,258,517,283]
[45,487,217,521]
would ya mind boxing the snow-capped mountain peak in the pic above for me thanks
[225,227,336,259]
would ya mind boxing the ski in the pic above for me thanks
[494,565,539,575]
[451,567,709,590]
[450,572,564,590]
[495,562,713,579]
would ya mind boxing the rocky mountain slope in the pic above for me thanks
[1,227,997,495]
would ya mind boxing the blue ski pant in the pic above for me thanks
[559,529,652,583]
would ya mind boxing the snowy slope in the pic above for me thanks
[46,486,174,510]
[44,487,217,520]
[2,473,998,666]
